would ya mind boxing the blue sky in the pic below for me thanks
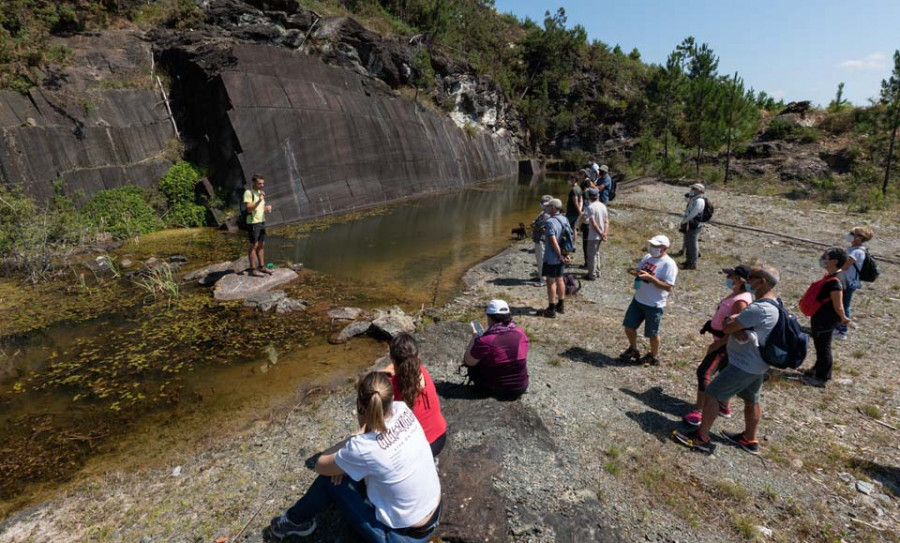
[493,0,899,106]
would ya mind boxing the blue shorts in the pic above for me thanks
[541,263,565,278]
[622,299,665,338]
[706,364,764,404]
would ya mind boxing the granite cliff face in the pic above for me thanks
[0,0,520,225]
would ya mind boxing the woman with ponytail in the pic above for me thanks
[384,333,447,457]
[269,371,442,542]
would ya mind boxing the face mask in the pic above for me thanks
[846,233,855,243]
[726,278,734,289]
[689,190,696,197]
[819,257,828,269]
[649,247,662,258]
[745,284,756,294]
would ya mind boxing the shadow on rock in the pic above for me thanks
[435,380,489,400]
[560,347,620,368]
[625,410,676,443]
[620,386,692,417]
[488,277,530,286]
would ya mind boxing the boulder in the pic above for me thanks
[242,290,287,311]
[328,307,363,321]
[370,306,416,339]
[332,320,373,343]
[779,157,830,181]
[183,260,235,283]
[213,268,299,301]
[168,255,188,263]
[275,298,310,314]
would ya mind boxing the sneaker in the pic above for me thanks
[683,410,702,427]
[832,330,847,341]
[618,347,640,364]
[718,402,733,418]
[259,266,274,275]
[680,261,697,270]
[638,353,660,366]
[555,299,565,314]
[583,274,597,281]
[269,513,316,539]
[722,431,760,455]
[800,374,827,388]
[672,429,715,454]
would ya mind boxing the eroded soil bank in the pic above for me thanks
[2,181,899,542]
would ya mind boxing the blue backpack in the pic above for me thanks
[550,215,576,254]
[756,298,808,369]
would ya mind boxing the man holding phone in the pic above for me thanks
[463,299,529,400]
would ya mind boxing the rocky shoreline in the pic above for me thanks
[2,182,899,542]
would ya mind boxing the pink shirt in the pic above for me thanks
[710,291,753,334]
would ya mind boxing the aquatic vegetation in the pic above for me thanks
[132,262,180,303]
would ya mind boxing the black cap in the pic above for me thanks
[722,265,751,280]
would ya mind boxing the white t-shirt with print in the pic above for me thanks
[335,401,440,529]
[840,245,866,287]
[633,254,678,308]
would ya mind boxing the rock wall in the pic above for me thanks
[0,31,176,203]
[164,44,517,225]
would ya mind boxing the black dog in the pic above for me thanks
[511,222,526,240]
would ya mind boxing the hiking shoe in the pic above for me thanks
[832,329,847,341]
[680,261,697,270]
[555,299,565,314]
[536,305,556,318]
[249,269,266,277]
[618,347,640,364]
[259,266,274,275]
[582,274,596,281]
[718,402,733,418]
[722,431,760,455]
[672,429,715,454]
[269,513,316,539]
[638,353,660,366]
[800,374,827,388]
[683,409,702,427]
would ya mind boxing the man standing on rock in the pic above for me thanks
[674,266,781,455]
[619,235,677,366]
[538,199,571,318]
[244,174,273,277]
[574,188,608,281]
[678,183,706,270]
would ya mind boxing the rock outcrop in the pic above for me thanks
[213,268,299,301]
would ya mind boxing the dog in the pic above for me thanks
[511,222,527,240]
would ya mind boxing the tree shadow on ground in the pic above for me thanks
[620,386,693,417]
[624,410,674,443]
[849,459,900,498]
[560,346,621,368]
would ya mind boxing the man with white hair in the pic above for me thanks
[620,235,678,365]
[538,198,571,318]
[574,188,609,281]
[679,183,706,270]
[530,194,553,287]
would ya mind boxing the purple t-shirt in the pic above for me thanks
[469,321,529,392]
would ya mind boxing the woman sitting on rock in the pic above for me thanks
[269,371,442,542]
[383,333,448,457]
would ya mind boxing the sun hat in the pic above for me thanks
[690,183,705,192]
[485,299,510,315]
[600,164,609,172]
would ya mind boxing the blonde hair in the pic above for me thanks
[357,372,394,434]
[850,226,874,242]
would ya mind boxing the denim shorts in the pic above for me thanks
[706,364,764,404]
[622,299,664,338]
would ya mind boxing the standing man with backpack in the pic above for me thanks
[674,265,781,455]
[530,195,553,288]
[243,174,273,277]
[678,183,707,270]
[537,199,572,318]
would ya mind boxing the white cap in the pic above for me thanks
[540,194,553,204]
[648,235,671,247]
[690,183,705,192]
[600,164,609,172]
[485,299,510,315]
[549,198,563,210]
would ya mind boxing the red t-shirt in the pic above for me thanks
[390,365,447,444]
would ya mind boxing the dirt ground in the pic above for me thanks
[1,181,899,543]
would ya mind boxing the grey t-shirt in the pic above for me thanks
[726,300,780,375]
[543,215,565,265]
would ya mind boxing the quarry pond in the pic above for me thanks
[0,173,564,516]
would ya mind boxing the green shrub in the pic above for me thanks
[559,149,591,170]
[159,161,206,228]
[820,110,855,135]
[763,117,800,141]
[83,186,163,238]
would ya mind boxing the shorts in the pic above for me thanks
[248,222,267,244]
[705,364,764,404]
[622,299,665,338]
[541,262,565,278]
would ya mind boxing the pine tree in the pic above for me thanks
[881,50,900,195]
[648,49,686,161]
[682,39,720,177]
[828,82,848,111]
[720,72,760,184]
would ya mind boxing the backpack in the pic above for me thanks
[607,177,617,201]
[237,201,250,231]
[798,276,840,317]
[856,248,880,282]
[755,298,808,369]
[564,273,582,296]
[549,215,576,254]
[699,197,714,222]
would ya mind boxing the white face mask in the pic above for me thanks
[649,247,663,258]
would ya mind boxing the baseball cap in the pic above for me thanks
[586,187,599,199]
[647,235,670,247]
[722,265,751,280]
[690,183,705,192]
[540,194,553,204]
[549,198,563,210]
[485,299,510,315]
[600,164,609,172]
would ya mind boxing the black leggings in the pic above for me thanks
[812,328,833,381]
[429,432,447,457]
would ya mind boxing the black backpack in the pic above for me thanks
[607,177,617,201]
[699,197,714,222]
[237,202,250,231]
[755,298,808,369]
[856,248,879,282]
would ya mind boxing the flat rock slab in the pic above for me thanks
[370,306,416,339]
[327,307,363,320]
[183,260,234,283]
[213,269,299,301]
[332,320,373,343]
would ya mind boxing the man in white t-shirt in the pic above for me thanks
[674,265,781,455]
[574,188,609,281]
[619,235,677,366]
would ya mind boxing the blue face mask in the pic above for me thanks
[745,283,756,294]
[726,278,734,289]
[819,257,828,269]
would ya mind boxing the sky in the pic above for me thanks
[493,0,899,107]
